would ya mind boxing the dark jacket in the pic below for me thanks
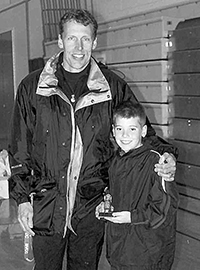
[106,145,179,270]
[8,51,177,236]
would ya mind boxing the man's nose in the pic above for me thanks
[76,39,83,50]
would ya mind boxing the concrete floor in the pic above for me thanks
[0,198,110,270]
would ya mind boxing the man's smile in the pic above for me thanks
[72,53,84,59]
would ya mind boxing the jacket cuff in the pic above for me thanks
[16,196,29,206]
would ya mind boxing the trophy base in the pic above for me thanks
[99,212,113,217]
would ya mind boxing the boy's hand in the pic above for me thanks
[104,211,131,223]
[95,201,105,219]
[154,152,176,181]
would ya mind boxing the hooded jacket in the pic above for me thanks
[8,52,177,236]
[106,145,179,269]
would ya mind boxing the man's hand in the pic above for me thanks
[154,152,176,181]
[104,211,131,224]
[18,202,35,236]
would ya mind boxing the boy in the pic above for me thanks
[96,101,179,270]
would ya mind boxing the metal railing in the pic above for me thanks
[40,0,93,42]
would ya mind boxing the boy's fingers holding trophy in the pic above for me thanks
[95,201,105,219]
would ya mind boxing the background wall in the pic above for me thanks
[0,0,29,91]
[28,0,43,59]
[93,0,194,22]
[0,0,196,69]
[0,0,20,9]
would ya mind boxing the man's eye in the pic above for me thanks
[68,36,75,41]
[83,37,91,42]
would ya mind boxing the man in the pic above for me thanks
[8,9,177,270]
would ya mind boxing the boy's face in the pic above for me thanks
[112,116,147,153]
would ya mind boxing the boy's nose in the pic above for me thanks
[122,131,129,137]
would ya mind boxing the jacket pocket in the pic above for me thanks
[32,187,58,235]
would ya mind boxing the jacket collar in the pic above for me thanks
[36,51,110,96]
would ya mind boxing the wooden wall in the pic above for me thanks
[168,18,200,270]
[93,16,182,139]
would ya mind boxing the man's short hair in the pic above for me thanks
[59,9,98,39]
[113,101,147,127]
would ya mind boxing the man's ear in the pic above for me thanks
[58,34,63,49]
[142,125,147,138]
[92,37,97,50]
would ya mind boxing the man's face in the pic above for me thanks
[112,116,147,153]
[58,20,97,73]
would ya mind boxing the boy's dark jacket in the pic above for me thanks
[106,144,179,269]
[8,51,177,235]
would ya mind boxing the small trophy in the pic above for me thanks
[99,193,114,217]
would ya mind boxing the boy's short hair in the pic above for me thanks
[59,9,98,39]
[113,101,147,127]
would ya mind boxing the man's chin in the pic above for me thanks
[69,63,88,73]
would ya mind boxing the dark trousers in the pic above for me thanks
[32,211,105,270]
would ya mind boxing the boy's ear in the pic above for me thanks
[142,125,147,138]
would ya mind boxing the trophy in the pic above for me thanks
[99,193,114,217]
